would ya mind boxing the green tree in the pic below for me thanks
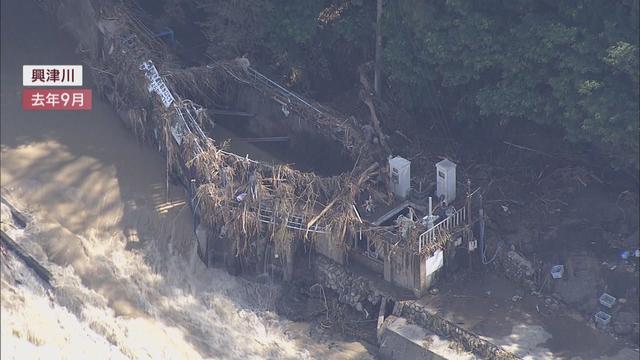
[194,0,639,171]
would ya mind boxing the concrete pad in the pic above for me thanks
[380,316,476,360]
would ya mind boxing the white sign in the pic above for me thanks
[425,249,443,276]
[139,61,175,108]
[468,240,477,251]
[23,65,83,86]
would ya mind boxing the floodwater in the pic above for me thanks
[0,0,373,359]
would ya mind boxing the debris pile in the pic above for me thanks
[59,1,450,275]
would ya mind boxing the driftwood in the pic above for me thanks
[61,1,445,275]
[359,63,391,155]
[304,162,378,238]
[306,196,340,234]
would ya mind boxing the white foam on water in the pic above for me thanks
[1,210,372,360]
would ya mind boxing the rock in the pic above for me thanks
[429,288,439,295]
[506,250,534,277]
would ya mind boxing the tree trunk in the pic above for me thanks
[374,0,383,97]
[359,64,391,156]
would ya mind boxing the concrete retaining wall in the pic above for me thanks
[314,232,346,265]
[385,250,419,294]
[380,316,477,360]
[379,316,447,360]
[399,301,519,360]
[349,251,384,274]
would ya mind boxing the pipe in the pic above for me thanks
[377,297,387,344]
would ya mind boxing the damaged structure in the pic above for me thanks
[24,2,640,359]
[42,1,482,298]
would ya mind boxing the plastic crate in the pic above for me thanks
[599,293,616,308]
[594,311,611,328]
[550,265,564,279]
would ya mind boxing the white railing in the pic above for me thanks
[258,204,328,234]
[418,206,466,253]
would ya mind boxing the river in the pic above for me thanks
[0,0,374,358]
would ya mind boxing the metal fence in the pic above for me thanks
[418,206,467,253]
[417,187,481,253]
[257,203,328,234]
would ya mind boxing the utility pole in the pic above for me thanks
[466,179,472,271]
[374,0,383,97]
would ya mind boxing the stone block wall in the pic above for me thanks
[495,249,537,291]
[314,255,389,316]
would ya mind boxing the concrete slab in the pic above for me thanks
[380,316,477,360]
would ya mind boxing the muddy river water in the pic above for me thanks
[0,0,374,358]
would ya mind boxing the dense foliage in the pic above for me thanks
[185,0,639,170]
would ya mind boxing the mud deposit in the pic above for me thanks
[0,1,374,358]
